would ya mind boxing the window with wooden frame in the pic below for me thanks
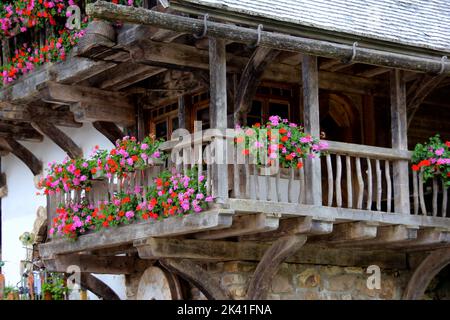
[248,82,296,125]
[149,102,179,140]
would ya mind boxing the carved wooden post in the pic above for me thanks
[302,56,322,205]
[209,38,229,203]
[390,70,410,214]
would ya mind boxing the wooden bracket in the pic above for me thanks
[0,137,42,175]
[80,273,121,300]
[246,234,307,300]
[160,258,230,300]
[31,121,83,159]
[233,47,280,125]
[93,121,125,145]
[403,247,450,300]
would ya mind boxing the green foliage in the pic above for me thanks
[411,134,450,186]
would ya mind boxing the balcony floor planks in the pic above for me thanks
[228,198,450,230]
[39,208,234,259]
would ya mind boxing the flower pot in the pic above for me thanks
[43,291,53,300]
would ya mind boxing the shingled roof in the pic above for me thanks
[174,0,450,54]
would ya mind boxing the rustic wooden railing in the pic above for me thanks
[411,169,449,218]
[322,141,412,213]
[46,135,450,239]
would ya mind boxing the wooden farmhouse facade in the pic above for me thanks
[1,0,450,300]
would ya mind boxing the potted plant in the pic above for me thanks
[3,286,19,300]
[42,274,69,300]
[411,134,450,187]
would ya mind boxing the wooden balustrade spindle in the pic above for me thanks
[418,169,427,215]
[244,155,250,199]
[432,177,438,217]
[346,156,352,208]
[326,154,334,206]
[276,170,282,202]
[442,181,448,218]
[356,157,364,209]
[412,170,419,215]
[385,160,392,213]
[375,159,382,211]
[298,159,305,204]
[335,155,342,207]
[288,167,295,203]
[366,158,373,210]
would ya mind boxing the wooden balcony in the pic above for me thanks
[39,134,450,262]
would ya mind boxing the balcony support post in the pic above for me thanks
[390,70,410,214]
[209,37,229,204]
[302,55,322,205]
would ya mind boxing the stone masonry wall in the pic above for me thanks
[204,261,411,300]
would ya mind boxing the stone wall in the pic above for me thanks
[124,247,428,300]
[205,261,410,300]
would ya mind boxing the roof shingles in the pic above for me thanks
[178,0,450,53]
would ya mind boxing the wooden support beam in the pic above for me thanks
[240,216,333,241]
[403,247,450,300]
[247,235,307,299]
[44,254,148,274]
[39,209,234,259]
[0,102,81,128]
[406,74,446,128]
[358,67,390,78]
[233,47,280,125]
[127,38,386,96]
[313,222,378,243]
[160,258,230,300]
[194,213,280,240]
[70,102,135,127]
[87,2,450,74]
[389,228,450,250]
[302,55,322,205]
[336,225,418,247]
[0,137,42,175]
[80,273,121,300]
[93,121,124,145]
[31,121,83,159]
[209,37,228,203]
[134,237,407,269]
[39,82,133,110]
[390,70,410,214]
[0,122,43,142]
[229,198,450,229]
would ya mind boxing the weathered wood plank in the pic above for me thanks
[302,55,322,206]
[228,198,450,229]
[87,2,450,75]
[324,140,411,161]
[209,37,229,203]
[336,225,418,247]
[314,222,378,243]
[135,237,407,268]
[240,216,333,241]
[44,255,149,274]
[390,70,410,214]
[194,213,280,240]
[39,209,234,259]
